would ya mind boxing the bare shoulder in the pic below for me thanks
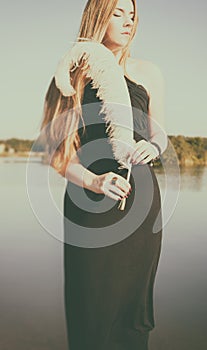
[126,57,165,96]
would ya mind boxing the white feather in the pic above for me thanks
[55,40,136,171]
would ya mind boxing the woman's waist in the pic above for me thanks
[64,161,157,207]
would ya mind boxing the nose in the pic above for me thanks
[123,16,134,28]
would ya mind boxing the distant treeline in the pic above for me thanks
[0,138,44,152]
[164,135,207,166]
[1,135,207,166]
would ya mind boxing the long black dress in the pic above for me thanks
[63,75,163,350]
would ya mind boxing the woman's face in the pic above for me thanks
[102,0,135,53]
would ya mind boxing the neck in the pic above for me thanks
[102,43,126,73]
[102,43,122,61]
[112,49,122,62]
[114,50,126,74]
[108,47,125,73]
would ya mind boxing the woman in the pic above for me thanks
[41,0,168,349]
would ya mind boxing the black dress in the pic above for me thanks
[63,75,163,350]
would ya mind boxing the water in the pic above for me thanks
[0,157,207,350]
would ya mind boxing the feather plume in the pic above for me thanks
[55,40,136,209]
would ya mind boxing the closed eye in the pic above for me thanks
[113,14,134,21]
[114,7,135,21]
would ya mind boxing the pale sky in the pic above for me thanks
[1,0,206,139]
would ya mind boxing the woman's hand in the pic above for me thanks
[92,171,132,201]
[128,139,159,165]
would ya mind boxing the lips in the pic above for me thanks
[121,32,130,35]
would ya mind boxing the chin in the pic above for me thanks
[120,37,130,45]
[114,38,129,48]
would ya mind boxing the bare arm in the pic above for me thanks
[64,152,100,193]
[128,61,168,165]
[60,151,131,201]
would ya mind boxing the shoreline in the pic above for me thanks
[1,152,207,167]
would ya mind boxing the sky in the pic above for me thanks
[0,0,207,140]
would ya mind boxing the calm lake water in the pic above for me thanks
[0,157,207,350]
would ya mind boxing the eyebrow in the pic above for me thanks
[115,7,135,14]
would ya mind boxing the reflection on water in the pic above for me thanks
[179,165,207,191]
[155,164,207,192]
[0,159,207,350]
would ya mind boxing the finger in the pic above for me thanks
[109,174,131,193]
[139,155,153,164]
[104,176,128,197]
[134,139,147,149]
[116,180,131,194]
[134,150,150,164]
[107,184,126,197]
[131,149,148,164]
[132,140,147,152]
[130,145,147,163]
[104,188,123,201]
[130,146,144,160]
